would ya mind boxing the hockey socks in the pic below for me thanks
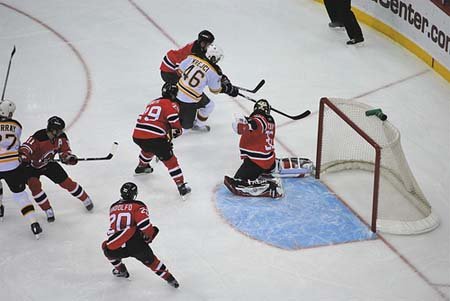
[60,178,93,210]
[162,156,184,186]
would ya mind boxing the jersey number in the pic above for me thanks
[182,65,205,88]
[0,134,17,150]
[109,212,132,231]
[142,106,162,122]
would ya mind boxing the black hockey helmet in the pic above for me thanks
[161,82,178,100]
[198,30,215,44]
[254,99,271,115]
[47,116,65,137]
[120,182,138,201]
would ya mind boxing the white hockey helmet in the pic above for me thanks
[0,99,16,119]
[205,44,223,64]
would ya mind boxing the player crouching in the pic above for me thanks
[19,116,94,222]
[101,182,179,288]
[224,99,283,198]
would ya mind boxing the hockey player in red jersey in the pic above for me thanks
[133,82,191,198]
[224,99,282,198]
[0,100,42,237]
[160,30,215,84]
[19,116,94,222]
[101,182,179,288]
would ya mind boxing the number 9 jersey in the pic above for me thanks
[176,54,222,104]
[0,118,22,172]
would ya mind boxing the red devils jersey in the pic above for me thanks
[160,42,195,73]
[133,97,182,140]
[106,199,156,250]
[239,113,276,170]
[19,129,72,169]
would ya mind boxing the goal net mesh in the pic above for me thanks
[317,98,439,235]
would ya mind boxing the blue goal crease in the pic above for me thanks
[214,177,377,250]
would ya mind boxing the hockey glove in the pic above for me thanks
[171,128,182,139]
[143,226,159,244]
[221,82,239,97]
[19,154,31,168]
[62,154,78,165]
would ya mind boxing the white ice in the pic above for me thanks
[0,0,449,300]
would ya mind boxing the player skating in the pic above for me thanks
[19,116,94,222]
[133,83,191,198]
[160,30,215,84]
[224,99,283,198]
[101,182,179,288]
[0,100,42,237]
[176,43,239,131]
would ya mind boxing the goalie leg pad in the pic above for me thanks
[224,176,283,198]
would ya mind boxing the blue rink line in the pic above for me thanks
[215,177,376,250]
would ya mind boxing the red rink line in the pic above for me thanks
[0,2,92,130]
[128,2,447,299]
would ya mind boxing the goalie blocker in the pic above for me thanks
[223,157,314,198]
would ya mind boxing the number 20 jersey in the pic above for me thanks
[0,118,22,172]
[176,55,222,103]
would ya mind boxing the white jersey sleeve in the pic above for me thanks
[176,55,222,104]
[0,119,22,172]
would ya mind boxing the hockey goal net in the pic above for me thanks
[315,98,439,235]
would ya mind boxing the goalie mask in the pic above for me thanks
[47,116,65,139]
[120,182,138,201]
[254,99,271,115]
[205,44,223,64]
[0,99,16,119]
[161,82,178,100]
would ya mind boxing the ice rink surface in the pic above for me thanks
[0,0,449,300]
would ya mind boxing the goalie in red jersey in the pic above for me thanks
[224,99,283,198]
[19,116,93,222]
[160,30,214,84]
[133,82,191,198]
[101,182,179,288]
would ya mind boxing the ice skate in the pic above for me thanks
[191,120,210,132]
[328,21,344,29]
[346,37,364,45]
[0,204,4,222]
[83,198,94,211]
[31,222,43,239]
[166,275,179,288]
[177,183,191,200]
[112,264,129,278]
[134,164,154,175]
[45,207,55,223]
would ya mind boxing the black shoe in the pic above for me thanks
[166,275,179,288]
[112,264,129,278]
[346,37,364,45]
[0,204,4,219]
[177,183,191,197]
[31,222,43,238]
[328,21,344,28]
[134,164,154,175]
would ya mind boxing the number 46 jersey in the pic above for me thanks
[133,97,182,140]
[0,118,22,172]
[176,54,222,104]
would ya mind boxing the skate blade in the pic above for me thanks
[180,193,191,201]
[35,234,41,240]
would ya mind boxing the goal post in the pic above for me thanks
[315,97,439,235]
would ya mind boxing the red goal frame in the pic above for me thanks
[315,97,381,233]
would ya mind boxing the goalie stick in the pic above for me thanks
[235,79,265,94]
[1,46,16,100]
[55,142,119,162]
[238,92,311,120]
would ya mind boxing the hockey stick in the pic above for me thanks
[1,46,16,100]
[237,92,311,120]
[55,142,119,162]
[235,79,265,94]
